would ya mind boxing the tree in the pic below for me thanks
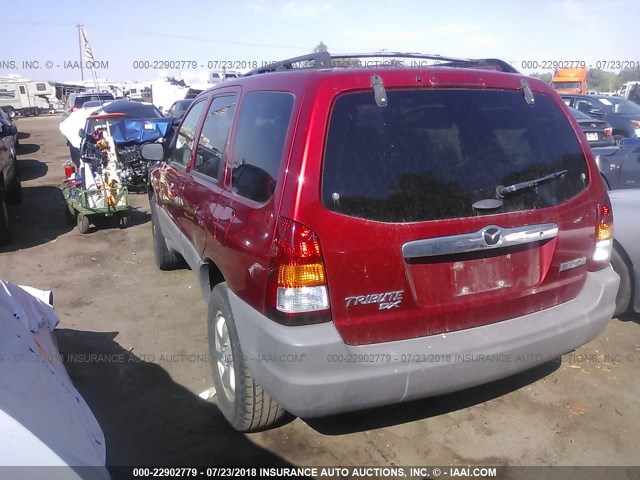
[587,69,619,92]
[313,41,328,53]
[528,72,552,83]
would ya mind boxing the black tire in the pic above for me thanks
[5,107,15,119]
[150,193,182,270]
[208,284,285,432]
[610,247,632,317]
[5,161,22,205]
[118,211,129,229]
[0,193,11,246]
[77,212,90,234]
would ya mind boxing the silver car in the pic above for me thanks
[609,189,640,316]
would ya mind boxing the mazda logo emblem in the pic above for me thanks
[482,227,502,246]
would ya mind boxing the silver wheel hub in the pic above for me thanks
[214,310,235,402]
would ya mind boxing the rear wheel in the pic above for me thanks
[118,211,129,229]
[150,193,182,270]
[5,161,22,205]
[208,284,285,432]
[610,247,632,317]
[0,192,11,246]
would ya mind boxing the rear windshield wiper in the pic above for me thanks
[496,170,568,198]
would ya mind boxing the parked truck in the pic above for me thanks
[0,80,59,118]
[619,81,640,105]
[551,68,588,94]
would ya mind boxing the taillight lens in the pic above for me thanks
[69,106,78,113]
[589,198,614,271]
[604,127,613,137]
[266,217,330,325]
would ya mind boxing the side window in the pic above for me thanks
[19,86,26,95]
[230,92,294,202]
[168,100,207,168]
[576,99,598,114]
[194,95,237,181]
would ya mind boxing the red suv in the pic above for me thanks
[143,52,620,431]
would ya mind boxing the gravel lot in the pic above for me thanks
[1,116,639,476]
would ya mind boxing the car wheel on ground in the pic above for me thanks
[610,246,632,317]
[5,163,22,205]
[150,193,183,270]
[207,283,286,432]
[0,192,11,246]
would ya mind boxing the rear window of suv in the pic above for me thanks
[322,89,589,223]
[74,94,114,108]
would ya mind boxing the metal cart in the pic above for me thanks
[60,112,131,234]
[60,180,129,234]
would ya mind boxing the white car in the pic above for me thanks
[609,190,640,316]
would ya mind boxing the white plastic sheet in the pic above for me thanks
[0,280,109,479]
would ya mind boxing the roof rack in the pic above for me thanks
[242,51,519,76]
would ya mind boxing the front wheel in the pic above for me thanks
[208,284,285,432]
[610,247,632,317]
[77,212,90,234]
[150,193,183,270]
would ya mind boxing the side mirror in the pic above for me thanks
[78,128,86,139]
[172,117,181,127]
[589,108,604,116]
[140,142,165,161]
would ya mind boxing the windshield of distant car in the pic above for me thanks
[597,97,640,115]
[85,102,164,134]
[74,93,115,109]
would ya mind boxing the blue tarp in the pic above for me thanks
[107,118,173,144]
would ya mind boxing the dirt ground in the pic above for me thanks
[1,116,639,476]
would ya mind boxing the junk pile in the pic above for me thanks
[60,113,130,234]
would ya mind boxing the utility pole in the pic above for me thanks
[77,24,84,81]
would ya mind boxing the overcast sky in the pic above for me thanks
[1,0,637,82]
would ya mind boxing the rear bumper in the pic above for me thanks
[230,268,619,418]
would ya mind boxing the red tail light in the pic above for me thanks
[588,197,614,271]
[69,106,78,113]
[604,127,613,137]
[266,217,331,325]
